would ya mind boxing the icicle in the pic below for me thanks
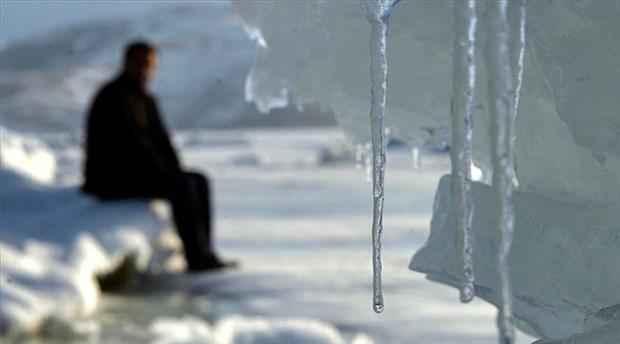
[511,0,526,139]
[411,146,421,169]
[450,0,477,304]
[484,0,526,342]
[355,142,373,181]
[360,0,399,314]
[355,143,365,170]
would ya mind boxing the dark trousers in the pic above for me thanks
[122,171,215,267]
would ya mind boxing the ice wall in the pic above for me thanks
[411,176,619,339]
[233,0,620,202]
[232,0,620,342]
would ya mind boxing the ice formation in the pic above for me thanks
[450,0,477,304]
[485,1,519,341]
[359,0,401,314]
[233,0,620,342]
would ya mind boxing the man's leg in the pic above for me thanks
[163,172,211,270]
[180,171,235,271]
[183,172,213,251]
[127,172,209,269]
[128,171,227,271]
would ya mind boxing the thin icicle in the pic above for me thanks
[360,0,399,314]
[511,0,527,130]
[450,0,477,304]
[355,142,373,181]
[411,146,421,169]
[355,143,365,170]
[484,0,523,342]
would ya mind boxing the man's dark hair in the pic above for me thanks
[124,41,157,63]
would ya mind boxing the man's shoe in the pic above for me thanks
[187,256,238,273]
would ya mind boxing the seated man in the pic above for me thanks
[82,41,233,272]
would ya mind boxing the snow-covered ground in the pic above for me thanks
[0,126,538,343]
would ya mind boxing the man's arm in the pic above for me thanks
[146,97,181,171]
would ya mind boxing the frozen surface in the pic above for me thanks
[0,127,538,343]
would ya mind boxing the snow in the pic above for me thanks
[0,128,168,336]
[0,125,538,343]
[0,127,56,184]
[150,315,372,344]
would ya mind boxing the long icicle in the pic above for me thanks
[450,0,477,304]
[360,0,399,314]
[511,0,527,124]
[484,1,518,342]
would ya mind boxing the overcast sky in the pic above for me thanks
[1,1,180,44]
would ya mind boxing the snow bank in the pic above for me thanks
[0,127,56,184]
[149,315,373,344]
[0,128,168,336]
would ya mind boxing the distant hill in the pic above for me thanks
[0,3,336,133]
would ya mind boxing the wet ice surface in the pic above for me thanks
[3,128,535,343]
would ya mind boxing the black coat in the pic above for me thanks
[82,73,180,198]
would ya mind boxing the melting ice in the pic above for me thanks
[450,0,477,304]
[233,0,620,342]
[359,0,401,314]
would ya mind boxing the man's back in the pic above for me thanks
[83,73,179,198]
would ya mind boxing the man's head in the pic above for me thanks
[123,41,159,89]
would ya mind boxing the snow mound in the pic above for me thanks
[0,128,168,336]
[0,127,56,184]
[149,315,373,344]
